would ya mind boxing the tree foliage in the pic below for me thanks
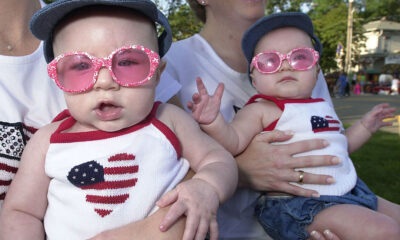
[360,0,400,22]
[166,4,203,41]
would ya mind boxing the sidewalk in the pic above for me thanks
[332,94,400,134]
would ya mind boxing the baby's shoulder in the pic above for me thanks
[244,99,282,115]
[155,103,194,129]
[31,121,62,143]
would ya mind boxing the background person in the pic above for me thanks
[0,0,66,209]
[161,0,343,239]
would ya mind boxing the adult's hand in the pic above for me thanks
[236,130,340,197]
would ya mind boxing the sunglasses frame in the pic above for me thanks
[250,47,319,74]
[48,45,160,93]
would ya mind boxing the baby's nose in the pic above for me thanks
[93,67,120,90]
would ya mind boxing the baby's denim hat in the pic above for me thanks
[30,0,172,63]
[242,12,322,77]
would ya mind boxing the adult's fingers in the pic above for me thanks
[276,181,320,198]
[284,138,330,156]
[283,155,341,170]
[296,170,335,186]
[256,129,294,143]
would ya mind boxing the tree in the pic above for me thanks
[166,4,203,41]
[360,0,400,22]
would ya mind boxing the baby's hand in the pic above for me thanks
[187,77,224,125]
[361,103,396,133]
[157,178,220,240]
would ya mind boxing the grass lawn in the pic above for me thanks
[349,128,400,204]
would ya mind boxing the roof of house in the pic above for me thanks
[364,19,400,31]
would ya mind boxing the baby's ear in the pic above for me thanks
[316,64,321,77]
[155,59,167,85]
[250,72,256,87]
[159,59,167,73]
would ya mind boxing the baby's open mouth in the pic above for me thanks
[95,101,122,121]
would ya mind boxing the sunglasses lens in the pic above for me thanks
[112,48,150,86]
[256,53,280,73]
[56,54,95,92]
[290,49,315,70]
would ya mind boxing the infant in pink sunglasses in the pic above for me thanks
[189,12,399,240]
[0,1,238,240]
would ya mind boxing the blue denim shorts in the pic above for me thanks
[255,178,377,240]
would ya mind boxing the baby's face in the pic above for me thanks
[251,27,319,100]
[52,9,163,132]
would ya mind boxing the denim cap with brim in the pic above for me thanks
[30,0,172,63]
[242,12,322,79]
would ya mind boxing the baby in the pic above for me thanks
[189,12,400,240]
[0,1,237,239]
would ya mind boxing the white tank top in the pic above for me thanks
[44,102,190,240]
[248,95,357,196]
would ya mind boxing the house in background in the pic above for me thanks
[358,18,400,81]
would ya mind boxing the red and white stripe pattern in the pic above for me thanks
[67,153,139,217]
[0,123,36,201]
[311,115,341,133]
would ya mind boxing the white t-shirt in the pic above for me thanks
[0,42,66,208]
[161,33,333,239]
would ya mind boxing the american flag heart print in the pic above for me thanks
[0,122,35,201]
[67,153,138,217]
[311,115,341,133]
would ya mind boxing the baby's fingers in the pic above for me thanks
[194,218,210,240]
[196,77,209,96]
[159,201,187,232]
[214,83,224,100]
[183,210,200,240]
[208,218,219,240]
[157,189,178,208]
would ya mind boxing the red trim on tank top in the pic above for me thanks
[246,94,325,131]
[49,102,181,159]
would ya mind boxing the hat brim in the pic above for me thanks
[30,0,172,62]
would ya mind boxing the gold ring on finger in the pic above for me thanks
[297,170,304,184]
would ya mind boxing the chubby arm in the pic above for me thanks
[345,103,396,153]
[188,77,271,155]
[156,103,238,240]
[0,124,56,239]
